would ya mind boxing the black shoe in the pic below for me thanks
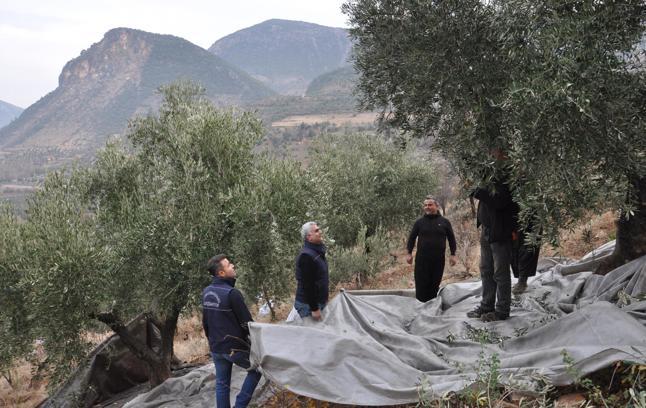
[480,311,509,322]
[466,306,491,318]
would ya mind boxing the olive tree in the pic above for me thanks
[0,205,33,383]
[307,132,437,248]
[343,0,646,272]
[232,156,309,320]
[0,82,266,386]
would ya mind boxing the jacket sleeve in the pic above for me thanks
[406,220,420,254]
[202,308,209,339]
[445,219,457,255]
[298,254,320,311]
[229,289,253,340]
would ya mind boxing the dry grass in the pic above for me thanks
[173,313,210,366]
[543,211,616,259]
[0,345,48,408]
[263,385,416,408]
[251,301,295,324]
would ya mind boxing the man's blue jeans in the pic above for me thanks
[212,351,261,408]
[294,300,326,318]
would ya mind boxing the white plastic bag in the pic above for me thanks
[285,307,302,323]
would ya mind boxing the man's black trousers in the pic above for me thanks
[414,252,445,302]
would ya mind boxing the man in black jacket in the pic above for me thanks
[294,221,329,321]
[202,254,261,408]
[406,197,457,302]
[467,173,516,322]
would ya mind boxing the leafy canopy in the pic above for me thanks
[344,0,646,240]
[307,132,437,247]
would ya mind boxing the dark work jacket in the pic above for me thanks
[407,213,457,257]
[473,180,516,243]
[295,241,329,310]
[202,277,253,354]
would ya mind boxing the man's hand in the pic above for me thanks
[311,309,322,321]
[449,255,457,266]
[406,254,413,265]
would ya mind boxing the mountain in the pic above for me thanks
[306,66,357,98]
[209,19,352,95]
[0,100,23,129]
[249,66,361,124]
[0,28,275,150]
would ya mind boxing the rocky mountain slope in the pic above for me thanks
[0,28,274,151]
[209,19,352,95]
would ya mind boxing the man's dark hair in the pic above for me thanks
[207,254,227,277]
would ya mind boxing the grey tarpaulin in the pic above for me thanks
[249,245,646,406]
[120,365,270,408]
[115,243,645,407]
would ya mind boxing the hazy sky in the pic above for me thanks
[0,0,350,108]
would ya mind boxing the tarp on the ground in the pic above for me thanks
[249,244,646,406]
[118,365,270,408]
[118,242,646,407]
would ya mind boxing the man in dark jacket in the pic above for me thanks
[467,173,516,322]
[202,254,261,408]
[406,197,457,302]
[512,220,542,295]
[294,221,329,321]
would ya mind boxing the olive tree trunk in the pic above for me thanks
[597,175,646,275]
[95,301,184,387]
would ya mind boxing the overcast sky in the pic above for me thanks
[0,0,349,108]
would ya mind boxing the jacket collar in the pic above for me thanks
[212,276,236,287]
[303,240,326,255]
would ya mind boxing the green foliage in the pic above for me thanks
[418,350,506,407]
[418,351,644,407]
[0,205,32,372]
[6,169,108,383]
[0,81,282,383]
[344,0,646,243]
[0,79,445,385]
[307,132,437,248]
[474,351,502,403]
[232,156,309,318]
[328,226,394,288]
[559,351,646,407]
[87,81,264,318]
